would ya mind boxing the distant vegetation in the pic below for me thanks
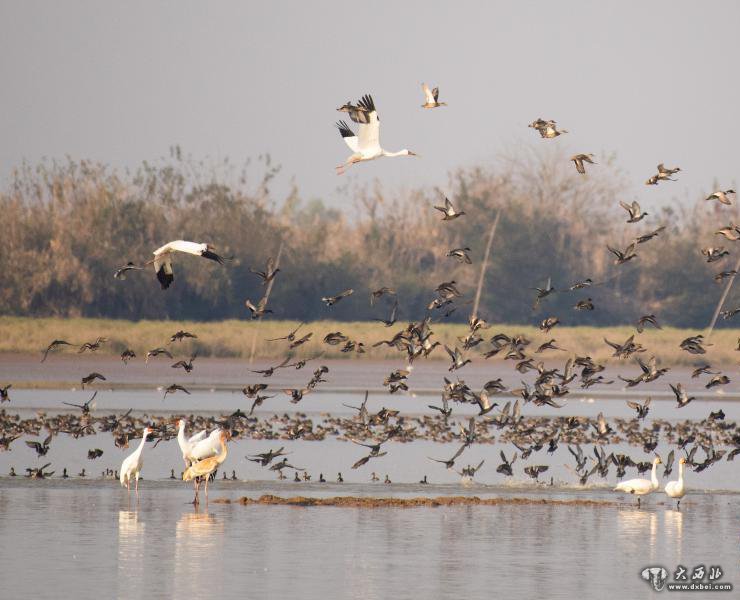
[0,147,736,328]
[2,317,738,366]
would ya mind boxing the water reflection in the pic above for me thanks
[617,508,658,560]
[117,511,146,600]
[662,509,684,564]
[173,508,224,599]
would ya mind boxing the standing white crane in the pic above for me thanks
[152,241,229,289]
[614,456,662,506]
[189,428,224,462]
[175,418,207,467]
[120,427,151,497]
[335,94,417,174]
[664,457,687,509]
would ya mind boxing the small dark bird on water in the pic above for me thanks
[0,384,11,403]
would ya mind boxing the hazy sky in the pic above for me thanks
[1,1,739,207]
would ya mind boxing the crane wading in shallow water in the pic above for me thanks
[120,427,151,498]
[183,431,229,504]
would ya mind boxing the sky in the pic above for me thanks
[1,1,739,208]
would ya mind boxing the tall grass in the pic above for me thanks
[1,316,737,366]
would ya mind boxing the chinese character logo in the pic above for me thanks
[641,567,669,592]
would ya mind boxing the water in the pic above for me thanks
[0,479,737,599]
[1,358,739,598]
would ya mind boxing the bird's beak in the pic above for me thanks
[408,151,419,157]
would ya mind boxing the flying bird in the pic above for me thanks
[151,240,229,289]
[706,189,735,205]
[250,257,280,285]
[81,372,106,389]
[571,154,596,175]
[619,201,647,223]
[245,296,273,319]
[335,95,417,174]
[434,196,465,220]
[322,289,354,306]
[420,83,447,108]
[41,339,75,362]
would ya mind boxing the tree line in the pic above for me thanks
[0,147,735,328]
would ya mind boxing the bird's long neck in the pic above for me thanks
[651,460,659,487]
[216,438,228,464]
[177,422,186,448]
[382,149,409,158]
[135,431,149,457]
[677,461,684,483]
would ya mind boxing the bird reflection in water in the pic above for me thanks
[174,509,225,598]
[617,509,659,561]
[663,509,684,561]
[118,511,146,599]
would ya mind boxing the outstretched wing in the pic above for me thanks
[421,82,435,104]
[356,95,380,154]
[336,120,359,152]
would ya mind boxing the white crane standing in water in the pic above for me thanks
[335,94,417,174]
[614,456,662,506]
[120,427,151,498]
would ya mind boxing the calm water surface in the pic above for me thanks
[0,480,737,600]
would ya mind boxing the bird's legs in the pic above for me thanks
[135,475,139,499]
[637,497,641,508]
[191,477,200,505]
[677,500,681,510]
[336,155,360,175]
[204,477,209,504]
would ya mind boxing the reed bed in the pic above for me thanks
[1,316,737,366]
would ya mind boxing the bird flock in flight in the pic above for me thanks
[3,83,739,508]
